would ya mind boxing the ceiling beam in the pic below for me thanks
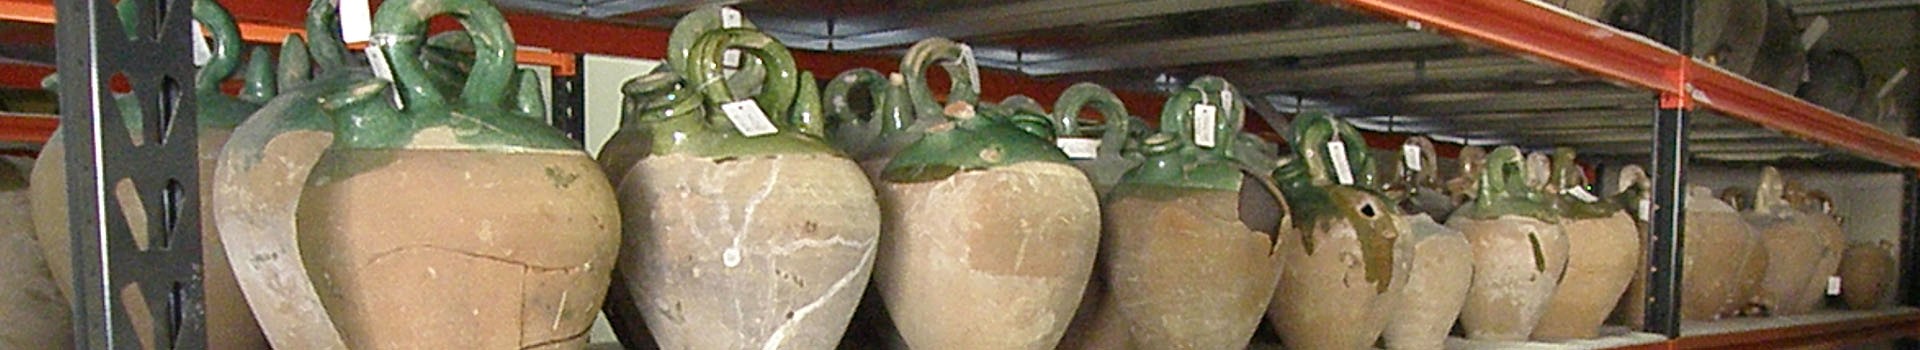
[780,0,1275,52]
[1244,56,1576,93]
[1335,88,1652,116]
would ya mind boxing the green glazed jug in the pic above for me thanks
[869,37,1099,350]
[1267,112,1410,350]
[1101,77,1285,349]
[822,68,912,162]
[1377,139,1470,350]
[602,9,883,349]
[28,1,276,348]
[1049,82,1143,196]
[1446,146,1568,341]
[1533,149,1640,340]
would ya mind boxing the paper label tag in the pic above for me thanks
[1057,138,1101,159]
[364,45,403,109]
[1328,141,1353,185]
[339,0,373,43]
[1566,187,1600,203]
[190,21,211,67]
[1827,276,1842,296]
[1801,16,1830,51]
[1221,89,1233,113]
[1637,199,1652,222]
[1193,104,1217,148]
[1401,143,1422,171]
[720,7,743,69]
[722,99,778,137]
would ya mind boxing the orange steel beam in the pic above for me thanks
[1328,0,1920,168]
[0,0,577,75]
[0,113,56,144]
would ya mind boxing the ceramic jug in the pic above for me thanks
[1839,241,1894,310]
[1447,146,1569,341]
[214,0,617,347]
[29,1,274,348]
[1102,77,1284,349]
[1384,137,1455,218]
[1049,82,1144,350]
[1532,149,1640,340]
[1606,164,1653,329]
[869,37,1099,350]
[601,10,882,348]
[1780,184,1849,315]
[1267,112,1410,350]
[1739,167,1846,316]
[822,68,912,163]
[1445,145,1488,206]
[1677,185,1764,320]
[1380,212,1471,350]
[0,158,67,350]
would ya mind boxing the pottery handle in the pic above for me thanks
[1754,166,1787,214]
[901,38,982,119]
[823,69,901,133]
[1053,82,1134,154]
[1477,146,1530,206]
[301,0,349,73]
[666,7,761,88]
[685,28,801,128]
[240,47,278,103]
[371,0,516,109]
[1547,147,1588,192]
[789,70,828,138]
[1286,112,1373,188]
[1403,136,1441,184]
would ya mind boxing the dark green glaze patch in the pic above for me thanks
[1272,112,1401,294]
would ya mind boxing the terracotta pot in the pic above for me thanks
[1785,189,1849,315]
[0,158,69,350]
[1268,112,1407,350]
[1606,165,1653,329]
[1839,242,1894,310]
[217,2,615,348]
[1381,214,1471,350]
[29,2,274,348]
[1678,186,1763,320]
[1447,146,1569,341]
[865,38,1099,350]
[1049,82,1149,350]
[1103,77,1282,349]
[1533,149,1640,340]
[1738,167,1846,316]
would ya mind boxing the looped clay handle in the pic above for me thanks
[685,28,801,130]
[901,38,982,119]
[371,0,516,109]
[1477,146,1533,207]
[1287,112,1371,188]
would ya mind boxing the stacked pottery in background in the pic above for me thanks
[1445,146,1488,208]
[602,8,883,348]
[1050,82,1143,350]
[1840,241,1895,310]
[870,37,1100,349]
[1267,113,1410,350]
[214,0,617,347]
[1101,77,1285,349]
[1677,185,1765,320]
[1741,167,1847,316]
[1384,137,1457,218]
[0,157,67,349]
[1532,149,1640,340]
[1447,146,1569,341]
[1379,136,1471,350]
[30,1,273,348]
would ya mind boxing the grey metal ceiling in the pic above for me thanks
[487,0,1920,163]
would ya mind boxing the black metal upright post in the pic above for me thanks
[54,0,205,348]
[551,55,588,144]
[1645,0,1693,339]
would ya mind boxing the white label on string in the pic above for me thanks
[1801,16,1830,51]
[1827,276,1842,296]
[1401,143,1423,171]
[190,21,211,67]
[1057,138,1101,159]
[1328,140,1353,185]
[1566,187,1600,203]
[1877,68,1909,99]
[364,45,403,109]
[722,99,778,137]
[1193,104,1218,148]
[339,0,373,44]
[1637,199,1652,222]
[720,7,743,69]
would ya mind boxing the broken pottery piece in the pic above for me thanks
[1532,149,1640,340]
[1267,112,1409,350]
[1102,77,1284,349]
[1446,146,1569,341]
[869,38,1098,350]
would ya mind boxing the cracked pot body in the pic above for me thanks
[1381,214,1471,350]
[876,162,1097,349]
[1103,185,1282,349]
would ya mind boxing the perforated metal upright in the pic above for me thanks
[54,0,206,348]
[1644,0,1693,339]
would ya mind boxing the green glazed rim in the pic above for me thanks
[1454,146,1559,222]
[1115,76,1245,192]
[619,26,836,158]
[879,38,1067,183]
[1052,82,1139,158]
